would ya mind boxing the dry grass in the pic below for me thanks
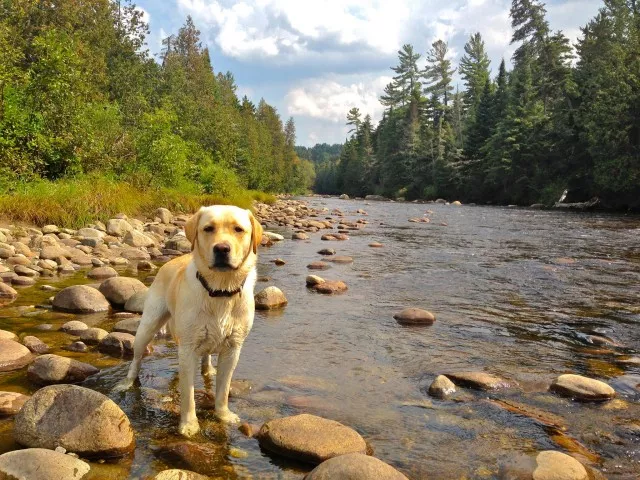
[0,176,276,228]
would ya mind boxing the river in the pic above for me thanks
[1,197,639,478]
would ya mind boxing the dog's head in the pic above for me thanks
[185,205,263,272]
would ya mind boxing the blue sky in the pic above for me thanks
[135,0,603,146]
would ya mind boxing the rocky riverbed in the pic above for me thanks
[0,197,639,478]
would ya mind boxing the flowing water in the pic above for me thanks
[1,198,639,479]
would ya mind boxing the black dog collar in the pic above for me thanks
[196,270,245,297]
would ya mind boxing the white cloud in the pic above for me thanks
[285,74,391,125]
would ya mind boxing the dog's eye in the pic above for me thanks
[203,226,214,233]
[234,226,244,233]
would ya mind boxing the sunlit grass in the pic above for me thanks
[0,176,276,228]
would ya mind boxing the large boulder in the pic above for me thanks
[0,448,91,480]
[0,340,33,372]
[13,384,135,457]
[257,414,367,464]
[550,374,615,401]
[52,285,110,313]
[255,286,288,310]
[304,453,408,480]
[0,391,30,416]
[106,218,133,237]
[27,354,99,385]
[99,277,147,305]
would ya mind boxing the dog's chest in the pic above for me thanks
[190,302,240,353]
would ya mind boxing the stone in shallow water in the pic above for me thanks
[312,280,348,295]
[305,453,409,480]
[0,339,33,372]
[446,372,513,390]
[428,375,456,398]
[52,285,110,313]
[27,354,98,385]
[550,374,615,401]
[14,384,135,458]
[0,391,30,416]
[87,266,118,279]
[113,318,140,335]
[99,332,135,357]
[533,451,588,480]
[317,248,335,255]
[327,255,353,264]
[307,261,330,270]
[154,469,209,480]
[255,286,288,310]
[155,442,225,476]
[257,413,367,464]
[22,335,50,354]
[98,276,148,305]
[306,275,325,287]
[0,448,90,480]
[60,320,89,335]
[393,308,436,325]
[79,327,109,345]
[0,282,18,299]
[0,329,17,341]
[124,290,147,313]
[64,341,88,353]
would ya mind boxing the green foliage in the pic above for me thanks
[312,0,639,209]
[0,2,307,217]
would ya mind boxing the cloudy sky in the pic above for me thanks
[135,0,603,146]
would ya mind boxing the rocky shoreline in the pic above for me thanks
[0,198,626,479]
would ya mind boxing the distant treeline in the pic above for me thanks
[309,0,640,209]
[0,1,315,196]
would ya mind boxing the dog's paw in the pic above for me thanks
[215,408,240,424]
[112,378,135,393]
[178,419,200,437]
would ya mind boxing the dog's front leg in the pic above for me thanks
[214,344,242,423]
[178,346,200,437]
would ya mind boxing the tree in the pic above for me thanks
[423,40,456,107]
[459,33,491,112]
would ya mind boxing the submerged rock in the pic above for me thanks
[0,448,91,480]
[446,372,513,390]
[0,391,30,416]
[154,469,209,480]
[14,384,135,458]
[22,336,50,354]
[393,308,436,325]
[257,413,367,464]
[312,280,348,295]
[255,286,288,310]
[155,442,224,477]
[306,275,325,287]
[27,354,98,385]
[304,453,408,480]
[307,261,330,270]
[0,339,33,372]
[550,374,615,401]
[99,332,135,357]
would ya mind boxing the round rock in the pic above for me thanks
[124,290,147,313]
[27,354,99,385]
[0,448,90,480]
[307,261,330,270]
[0,329,17,341]
[255,286,288,310]
[13,384,135,457]
[113,318,140,335]
[293,232,310,240]
[79,327,109,345]
[304,453,408,480]
[317,249,335,256]
[257,413,367,464]
[23,335,50,354]
[99,277,147,305]
[550,374,615,401]
[0,339,33,372]
[533,451,588,480]
[306,275,325,287]
[64,341,88,353]
[154,469,209,480]
[99,332,135,357]
[0,282,18,299]
[60,320,89,335]
[313,281,348,295]
[52,285,110,313]
[87,266,118,279]
[393,308,436,325]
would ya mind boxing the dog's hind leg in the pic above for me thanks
[113,293,169,392]
[214,345,242,423]
[201,355,216,377]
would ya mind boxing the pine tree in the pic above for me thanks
[459,33,491,113]
[423,40,456,107]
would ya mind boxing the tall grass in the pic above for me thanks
[0,176,276,228]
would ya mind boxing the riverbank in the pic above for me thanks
[1,197,638,478]
[0,176,276,229]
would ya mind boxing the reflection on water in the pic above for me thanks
[1,198,639,478]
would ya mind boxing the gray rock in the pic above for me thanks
[27,354,98,385]
[98,276,147,305]
[52,285,110,313]
[155,208,173,224]
[87,266,118,279]
[11,275,36,286]
[0,448,90,480]
[79,327,109,345]
[41,225,60,234]
[113,318,140,335]
[76,227,104,238]
[13,384,135,457]
[257,414,367,464]
[124,290,147,313]
[304,453,409,480]
[14,264,39,277]
[446,372,513,391]
[106,218,133,237]
[39,245,68,261]
[60,320,89,335]
[154,469,209,480]
[99,332,135,357]
[64,341,88,353]
[0,340,33,372]
[123,229,155,248]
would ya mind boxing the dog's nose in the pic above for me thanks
[213,242,231,255]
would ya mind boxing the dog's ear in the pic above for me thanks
[185,208,203,251]
[248,210,263,255]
